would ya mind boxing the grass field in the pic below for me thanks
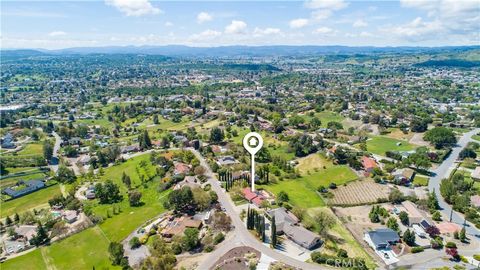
[301,165,358,188]
[89,152,171,241]
[473,135,480,141]
[2,227,118,270]
[296,153,333,175]
[16,143,43,156]
[1,249,47,270]
[260,180,325,208]
[364,136,416,156]
[1,184,61,218]
[413,175,429,186]
[298,111,345,128]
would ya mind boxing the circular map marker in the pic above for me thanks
[243,132,263,191]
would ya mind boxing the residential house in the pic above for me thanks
[362,156,377,176]
[174,162,191,175]
[392,168,416,184]
[283,223,323,250]
[242,188,265,207]
[174,176,201,190]
[2,180,45,198]
[161,216,203,239]
[1,133,15,149]
[216,156,239,166]
[64,210,78,224]
[365,228,400,250]
[266,207,299,234]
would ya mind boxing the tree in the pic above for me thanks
[386,217,399,232]
[14,213,20,224]
[138,130,152,150]
[313,211,335,237]
[182,228,199,251]
[423,127,456,149]
[29,222,49,247]
[153,114,159,125]
[399,211,409,225]
[369,206,380,223]
[212,212,232,231]
[209,127,224,143]
[276,191,289,204]
[56,166,76,183]
[271,216,277,248]
[459,148,477,160]
[403,229,416,246]
[410,118,428,132]
[426,225,440,238]
[446,247,459,261]
[459,227,466,242]
[122,172,131,189]
[389,189,405,204]
[165,186,194,213]
[128,190,142,206]
[108,242,126,266]
[43,140,54,161]
[192,188,211,211]
[289,134,317,157]
[5,216,13,226]
[95,180,122,204]
[129,236,141,249]
[428,191,440,211]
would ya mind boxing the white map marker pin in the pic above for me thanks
[243,132,263,192]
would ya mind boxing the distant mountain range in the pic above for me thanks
[2,45,479,58]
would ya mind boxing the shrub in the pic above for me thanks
[129,236,141,249]
[445,242,457,248]
[411,246,424,253]
[204,245,214,252]
[213,232,225,245]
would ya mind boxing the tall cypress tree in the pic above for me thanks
[271,216,277,248]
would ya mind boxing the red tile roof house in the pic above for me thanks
[242,188,265,207]
[362,156,377,176]
[174,162,191,175]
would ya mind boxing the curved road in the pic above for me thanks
[190,149,328,270]
[428,128,480,236]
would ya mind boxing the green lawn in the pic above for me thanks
[301,165,358,188]
[364,136,416,156]
[413,175,429,186]
[260,165,357,209]
[1,184,61,218]
[2,227,118,270]
[16,143,43,156]
[260,180,325,208]
[473,135,480,141]
[315,111,345,127]
[1,249,47,270]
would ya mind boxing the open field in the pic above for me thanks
[2,227,117,270]
[15,143,43,156]
[329,179,391,206]
[1,249,47,270]
[307,207,376,269]
[364,136,416,156]
[259,180,325,208]
[473,135,480,141]
[88,152,171,241]
[295,153,333,175]
[301,165,358,188]
[413,174,429,186]
[385,128,415,141]
[1,184,61,218]
[315,111,345,128]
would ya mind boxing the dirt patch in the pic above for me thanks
[329,180,391,206]
[387,129,414,141]
[409,132,430,147]
[295,153,332,175]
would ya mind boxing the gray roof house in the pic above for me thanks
[283,223,323,250]
[366,228,400,250]
[216,156,239,166]
[266,207,299,234]
[2,180,45,198]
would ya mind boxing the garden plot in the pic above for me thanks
[329,180,391,206]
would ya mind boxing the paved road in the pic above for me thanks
[428,128,480,236]
[48,131,62,173]
[190,149,328,270]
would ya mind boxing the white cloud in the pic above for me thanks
[164,21,173,27]
[388,17,443,38]
[313,26,333,34]
[197,12,213,23]
[224,20,247,34]
[289,18,309,29]
[304,0,348,10]
[189,29,222,42]
[253,27,281,36]
[353,19,368,27]
[48,31,67,37]
[105,0,161,16]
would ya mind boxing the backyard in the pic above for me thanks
[1,184,61,218]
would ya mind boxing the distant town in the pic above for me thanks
[0,44,479,270]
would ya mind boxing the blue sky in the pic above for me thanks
[1,0,479,49]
